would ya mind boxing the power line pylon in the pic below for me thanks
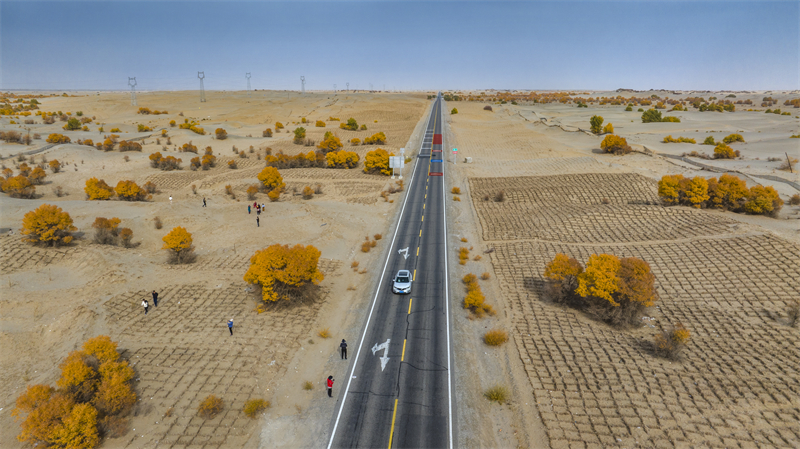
[346,82,349,93]
[246,73,251,97]
[128,77,137,106]
[198,72,206,102]
[300,76,305,94]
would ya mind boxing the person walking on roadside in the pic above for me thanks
[227,318,234,335]
[340,339,348,360]
[327,376,334,397]
[152,290,158,307]
[203,197,207,207]
[248,205,251,214]
[256,216,260,227]
[142,298,149,315]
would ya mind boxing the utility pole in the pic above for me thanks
[369,83,373,92]
[334,84,337,94]
[128,77,137,106]
[198,72,206,102]
[246,73,251,97]
[300,76,305,94]
[346,82,349,93]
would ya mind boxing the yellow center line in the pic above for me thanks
[401,339,407,361]
[421,215,424,222]
[416,247,420,256]
[388,398,399,449]
[419,229,422,237]
[408,298,413,314]
[423,204,425,209]
[413,269,416,280]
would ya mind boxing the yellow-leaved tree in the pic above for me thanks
[21,204,77,246]
[317,133,343,152]
[683,176,709,208]
[576,254,621,305]
[162,226,195,264]
[115,180,147,201]
[84,178,115,200]
[47,403,99,449]
[1,175,36,198]
[243,244,324,303]
[707,174,748,211]
[257,166,285,193]
[363,148,394,175]
[325,150,359,169]
[543,253,583,304]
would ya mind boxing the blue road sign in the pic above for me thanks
[431,159,443,163]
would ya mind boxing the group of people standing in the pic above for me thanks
[249,201,266,227]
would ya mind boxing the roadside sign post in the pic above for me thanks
[452,148,458,165]
[389,156,404,179]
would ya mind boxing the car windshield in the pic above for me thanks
[396,276,410,283]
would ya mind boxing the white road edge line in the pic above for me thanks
[441,95,454,449]
[326,99,436,449]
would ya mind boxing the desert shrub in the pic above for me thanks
[21,204,76,246]
[602,123,614,134]
[451,108,458,114]
[589,115,604,134]
[49,160,62,173]
[483,105,492,111]
[247,185,259,200]
[275,122,284,131]
[779,157,798,171]
[119,228,134,248]
[189,157,201,171]
[318,134,343,152]
[625,105,633,111]
[317,328,330,338]
[109,128,121,133]
[483,329,508,346]
[463,275,494,317]
[339,118,358,131]
[494,190,505,202]
[257,166,285,193]
[100,138,115,152]
[707,174,748,210]
[84,178,115,200]
[262,128,273,138]
[63,118,81,131]
[451,187,461,194]
[243,399,269,418]
[115,180,147,201]
[28,167,47,185]
[315,120,326,127]
[363,132,386,145]
[265,150,323,169]
[663,135,696,144]
[744,185,782,217]
[641,109,662,123]
[137,124,152,132]
[162,226,195,264]
[1,175,36,198]
[789,194,800,205]
[718,134,745,146]
[657,175,683,205]
[154,217,163,229]
[82,139,94,147]
[267,188,281,202]
[201,153,216,170]
[661,116,681,122]
[713,143,737,159]
[0,130,22,143]
[654,322,690,360]
[289,127,305,144]
[363,148,393,175]
[118,140,142,152]
[47,133,71,144]
[215,128,227,139]
[92,217,121,245]
[178,120,205,135]
[243,244,324,303]
[197,395,223,419]
[302,185,314,199]
[325,150,359,169]
[787,301,800,327]
[600,135,632,155]
[360,124,367,131]
[169,120,176,127]
[180,142,198,153]
[483,385,509,404]
[350,138,361,146]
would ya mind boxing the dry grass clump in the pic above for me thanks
[494,190,505,202]
[302,186,314,199]
[786,301,800,328]
[653,323,691,360]
[154,216,163,229]
[473,255,482,261]
[463,273,494,318]
[197,395,223,419]
[483,329,508,346]
[789,194,800,206]
[243,399,269,418]
[317,328,330,339]
[163,407,173,418]
[458,247,470,265]
[451,187,461,194]
[483,385,509,403]
[302,381,313,391]
[663,135,696,144]
[374,233,382,240]
[351,261,360,271]
[543,253,658,327]
[461,237,468,242]
[480,272,491,280]
[453,196,461,201]
[779,157,798,171]
[483,105,493,111]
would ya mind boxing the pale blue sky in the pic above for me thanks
[1,1,798,91]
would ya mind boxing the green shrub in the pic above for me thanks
[243,399,269,418]
[589,115,604,134]
[722,133,745,144]
[642,109,662,123]
[484,386,509,404]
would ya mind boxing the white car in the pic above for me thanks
[392,270,412,294]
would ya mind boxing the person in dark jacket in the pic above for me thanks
[340,339,347,360]
[152,290,158,307]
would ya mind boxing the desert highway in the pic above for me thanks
[328,94,454,448]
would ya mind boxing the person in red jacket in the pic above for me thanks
[327,375,334,397]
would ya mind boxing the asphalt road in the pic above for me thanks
[328,94,453,449]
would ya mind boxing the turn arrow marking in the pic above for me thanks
[371,339,391,371]
[398,247,409,260]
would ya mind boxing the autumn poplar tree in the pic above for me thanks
[162,226,195,264]
[244,244,324,303]
[21,204,77,246]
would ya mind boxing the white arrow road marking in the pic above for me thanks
[398,247,409,259]
[371,339,391,371]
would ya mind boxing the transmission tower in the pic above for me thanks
[128,77,137,106]
[198,72,206,102]
[346,82,349,92]
[246,73,251,97]
[300,76,305,94]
